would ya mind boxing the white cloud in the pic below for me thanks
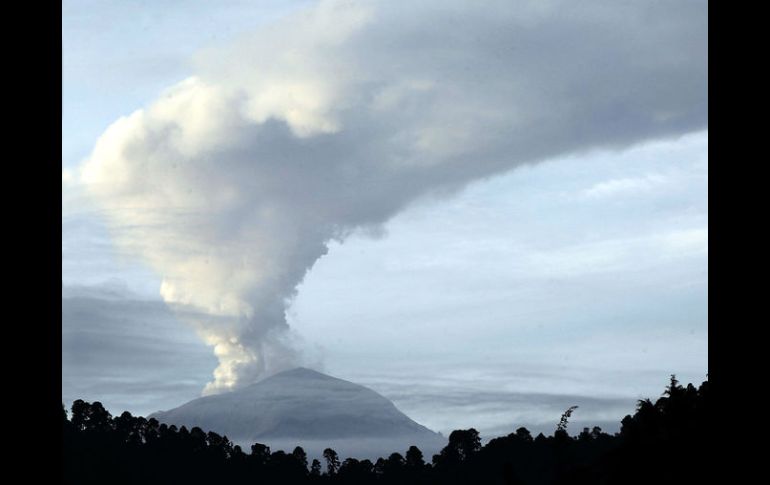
[581,173,671,199]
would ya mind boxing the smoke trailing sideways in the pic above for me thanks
[77,0,707,394]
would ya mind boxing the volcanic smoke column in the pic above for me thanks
[77,0,707,395]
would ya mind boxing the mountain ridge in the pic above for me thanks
[149,367,445,459]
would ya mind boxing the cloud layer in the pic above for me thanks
[62,282,217,412]
[78,0,707,394]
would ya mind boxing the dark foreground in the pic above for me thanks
[63,376,709,484]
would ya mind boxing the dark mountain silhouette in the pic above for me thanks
[148,367,444,459]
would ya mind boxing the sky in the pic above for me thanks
[62,0,707,439]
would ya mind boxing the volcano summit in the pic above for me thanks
[150,367,445,459]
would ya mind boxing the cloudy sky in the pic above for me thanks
[62,0,707,439]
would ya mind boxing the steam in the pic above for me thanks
[77,0,707,394]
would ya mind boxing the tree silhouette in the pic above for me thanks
[405,445,425,468]
[309,459,322,477]
[515,427,533,442]
[61,375,709,485]
[292,446,308,471]
[434,428,481,468]
[323,447,340,475]
[556,405,578,433]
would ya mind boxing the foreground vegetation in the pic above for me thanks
[63,375,709,484]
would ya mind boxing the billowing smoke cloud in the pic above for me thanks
[78,0,707,394]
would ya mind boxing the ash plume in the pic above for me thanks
[77,0,707,394]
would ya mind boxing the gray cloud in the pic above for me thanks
[76,0,707,394]
[348,370,649,438]
[335,365,643,438]
[62,283,218,415]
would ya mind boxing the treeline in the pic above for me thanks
[62,376,709,484]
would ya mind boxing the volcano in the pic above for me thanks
[149,367,445,459]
